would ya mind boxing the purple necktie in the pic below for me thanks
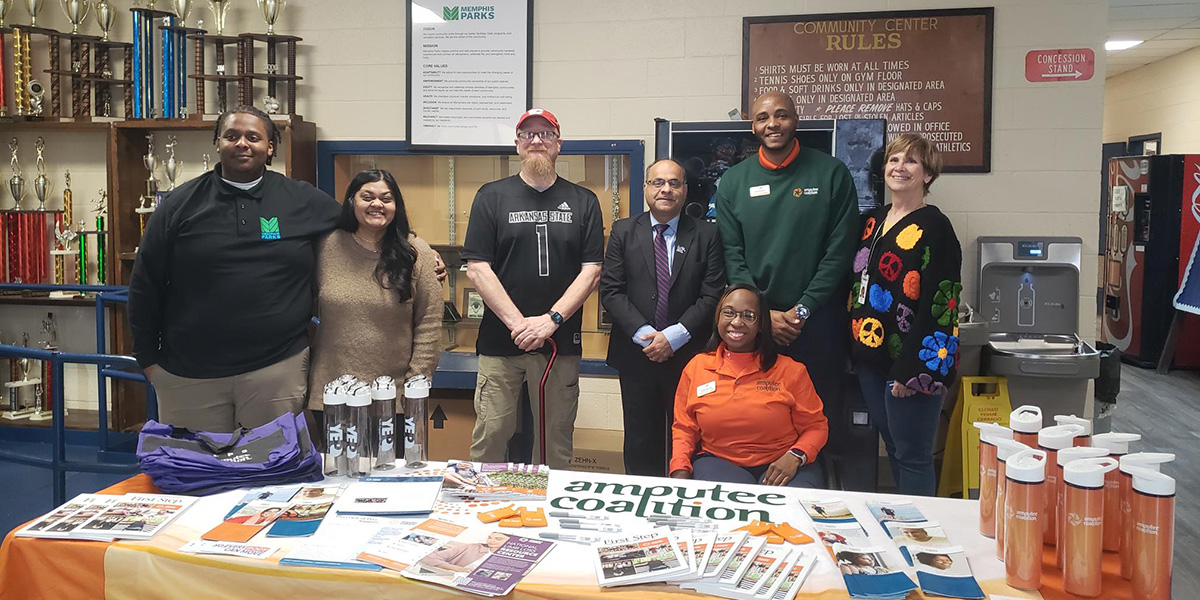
[653,223,670,330]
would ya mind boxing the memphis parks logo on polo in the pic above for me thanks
[550,471,793,522]
[443,5,495,19]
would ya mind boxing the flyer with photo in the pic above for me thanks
[357,518,464,572]
[761,550,817,600]
[910,545,985,599]
[442,460,549,501]
[716,536,767,586]
[832,543,917,599]
[267,484,345,537]
[800,498,858,524]
[74,493,197,540]
[865,500,927,524]
[814,521,870,547]
[591,528,690,588]
[881,519,951,565]
[202,500,290,543]
[402,526,556,596]
[691,531,717,577]
[15,495,119,539]
[700,531,749,579]
[279,514,393,572]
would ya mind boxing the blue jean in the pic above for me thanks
[854,361,944,496]
[692,454,824,489]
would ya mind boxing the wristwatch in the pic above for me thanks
[794,303,810,320]
[788,448,808,466]
[546,310,564,325]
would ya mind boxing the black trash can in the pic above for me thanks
[1094,342,1121,434]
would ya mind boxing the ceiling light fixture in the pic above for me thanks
[1105,40,1143,51]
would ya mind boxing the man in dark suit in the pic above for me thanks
[600,159,726,476]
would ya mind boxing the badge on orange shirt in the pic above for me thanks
[697,381,717,397]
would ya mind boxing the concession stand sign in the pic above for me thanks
[406,0,534,150]
[744,8,994,173]
[1025,48,1095,82]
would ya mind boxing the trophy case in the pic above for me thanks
[321,141,644,374]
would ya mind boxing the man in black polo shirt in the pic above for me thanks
[129,106,341,432]
[463,109,605,469]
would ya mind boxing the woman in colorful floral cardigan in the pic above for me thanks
[848,133,962,496]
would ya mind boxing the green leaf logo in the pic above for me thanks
[443,6,459,20]
[260,216,281,239]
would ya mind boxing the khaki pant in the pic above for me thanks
[149,348,309,432]
[470,353,580,470]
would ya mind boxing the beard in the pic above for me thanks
[521,152,556,180]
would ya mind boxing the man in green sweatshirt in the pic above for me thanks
[715,91,858,451]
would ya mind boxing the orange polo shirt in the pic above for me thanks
[670,345,828,474]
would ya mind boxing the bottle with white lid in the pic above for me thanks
[345,382,373,478]
[371,376,397,471]
[1037,424,1085,546]
[1118,452,1174,580]
[403,375,431,468]
[1092,431,1141,552]
[1055,446,1110,570]
[975,422,1013,538]
[1062,457,1120,598]
[1004,448,1047,590]
[1054,414,1092,446]
[322,380,349,477]
[1009,405,1043,448]
[1124,466,1175,600]
[994,437,1032,560]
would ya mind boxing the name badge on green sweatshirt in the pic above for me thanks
[749,185,770,197]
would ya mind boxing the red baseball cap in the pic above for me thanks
[516,108,560,133]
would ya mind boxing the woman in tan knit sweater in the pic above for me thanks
[306,169,443,412]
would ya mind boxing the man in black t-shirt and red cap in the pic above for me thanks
[462,109,605,469]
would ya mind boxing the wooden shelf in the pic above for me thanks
[0,294,98,307]
[240,33,302,43]
[43,70,132,85]
[112,116,308,130]
[189,73,243,82]
[246,73,302,81]
[0,118,112,131]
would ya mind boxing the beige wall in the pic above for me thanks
[19,1,1109,428]
[1104,46,1200,153]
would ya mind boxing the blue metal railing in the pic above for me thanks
[0,283,156,505]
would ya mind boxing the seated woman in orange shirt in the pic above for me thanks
[669,284,828,488]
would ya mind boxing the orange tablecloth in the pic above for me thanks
[0,475,1148,600]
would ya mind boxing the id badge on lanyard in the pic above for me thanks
[858,270,870,304]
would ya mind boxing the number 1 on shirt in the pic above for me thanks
[536,223,549,277]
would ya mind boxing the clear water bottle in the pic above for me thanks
[403,375,431,468]
[346,382,373,478]
[372,376,397,471]
[322,381,349,477]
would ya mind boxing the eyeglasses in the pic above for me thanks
[517,130,560,142]
[646,178,685,190]
[718,308,758,324]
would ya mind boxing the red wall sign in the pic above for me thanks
[1025,48,1095,82]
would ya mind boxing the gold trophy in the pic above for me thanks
[50,170,81,297]
[0,0,13,26]
[32,137,50,211]
[59,0,90,34]
[8,138,24,210]
[93,0,114,40]
[256,0,284,35]
[23,0,43,26]
[206,0,231,35]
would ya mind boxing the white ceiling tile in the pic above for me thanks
[1110,5,1200,20]
[1154,27,1200,39]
